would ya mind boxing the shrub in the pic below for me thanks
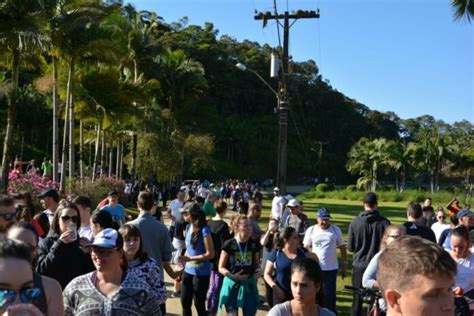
[346,184,358,192]
[70,176,127,208]
[8,171,59,196]
[316,183,333,192]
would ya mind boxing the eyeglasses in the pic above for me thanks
[0,288,41,309]
[0,212,16,221]
[438,216,445,219]
[60,215,79,223]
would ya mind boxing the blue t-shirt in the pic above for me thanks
[267,247,307,292]
[100,204,125,226]
[184,225,211,276]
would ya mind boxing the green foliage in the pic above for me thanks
[316,183,333,192]
[346,184,358,192]
[70,176,126,207]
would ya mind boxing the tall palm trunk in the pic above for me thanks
[108,144,113,177]
[79,120,84,188]
[60,97,70,191]
[130,59,138,185]
[119,138,124,178]
[100,131,105,176]
[92,123,101,182]
[0,50,20,192]
[67,60,75,180]
[115,140,120,178]
[52,57,59,183]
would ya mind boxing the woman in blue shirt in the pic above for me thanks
[179,203,215,316]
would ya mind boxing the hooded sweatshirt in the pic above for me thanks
[348,210,390,268]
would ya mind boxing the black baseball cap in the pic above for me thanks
[363,192,378,205]
[38,189,59,200]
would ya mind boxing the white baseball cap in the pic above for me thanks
[273,187,280,192]
[87,228,119,249]
[287,199,300,208]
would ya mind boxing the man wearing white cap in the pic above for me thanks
[63,228,161,315]
[303,208,347,314]
[283,199,310,239]
[271,187,285,224]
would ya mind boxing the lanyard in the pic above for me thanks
[236,239,249,265]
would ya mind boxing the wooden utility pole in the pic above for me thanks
[255,9,320,194]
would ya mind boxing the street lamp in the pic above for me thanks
[235,62,288,194]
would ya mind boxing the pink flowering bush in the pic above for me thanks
[8,171,59,196]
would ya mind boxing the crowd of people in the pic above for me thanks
[0,179,473,316]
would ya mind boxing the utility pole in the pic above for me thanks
[255,9,320,194]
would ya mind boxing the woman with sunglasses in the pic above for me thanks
[7,222,64,315]
[0,239,44,316]
[36,202,94,288]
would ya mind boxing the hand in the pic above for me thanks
[341,265,347,280]
[59,230,76,244]
[170,267,184,280]
[232,270,249,282]
[273,284,285,301]
[79,237,91,253]
[178,255,190,265]
[3,303,44,316]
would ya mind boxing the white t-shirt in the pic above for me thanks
[197,186,209,198]
[79,225,94,241]
[303,224,345,271]
[271,196,285,220]
[454,252,474,292]
[168,199,183,224]
[430,222,450,243]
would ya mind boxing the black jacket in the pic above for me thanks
[348,210,390,268]
[36,234,95,289]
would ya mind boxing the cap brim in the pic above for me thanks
[318,216,331,220]
[91,244,117,249]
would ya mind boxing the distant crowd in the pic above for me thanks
[0,179,472,316]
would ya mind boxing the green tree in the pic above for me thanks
[452,0,474,22]
[0,0,46,191]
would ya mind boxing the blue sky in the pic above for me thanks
[129,0,473,124]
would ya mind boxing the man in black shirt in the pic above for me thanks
[402,202,436,243]
[348,192,390,316]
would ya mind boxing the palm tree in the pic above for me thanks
[0,0,47,191]
[452,0,474,22]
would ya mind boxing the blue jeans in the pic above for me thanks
[323,269,338,313]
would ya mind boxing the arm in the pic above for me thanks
[163,261,180,279]
[187,234,215,262]
[42,276,64,316]
[339,245,348,279]
[260,229,272,247]
[36,239,65,276]
[347,222,355,252]
[263,260,277,288]
[362,254,379,289]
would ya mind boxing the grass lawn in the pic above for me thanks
[126,197,410,316]
[259,197,409,316]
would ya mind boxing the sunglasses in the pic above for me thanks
[0,288,40,309]
[60,215,79,223]
[0,212,16,221]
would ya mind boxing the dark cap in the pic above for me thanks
[108,190,118,197]
[456,209,474,219]
[363,192,378,205]
[37,189,59,200]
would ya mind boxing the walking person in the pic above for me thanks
[303,207,347,313]
[268,257,335,316]
[348,192,390,316]
[119,224,167,315]
[179,203,215,316]
[218,215,261,315]
[207,201,231,316]
[63,229,161,315]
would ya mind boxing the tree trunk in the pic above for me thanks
[92,124,101,182]
[0,49,20,192]
[60,95,70,192]
[131,131,137,183]
[79,120,84,188]
[119,138,124,178]
[108,144,113,177]
[395,172,399,192]
[430,170,435,194]
[116,140,120,178]
[100,131,105,176]
[67,60,75,180]
[52,57,59,183]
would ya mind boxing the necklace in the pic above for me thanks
[235,238,249,266]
